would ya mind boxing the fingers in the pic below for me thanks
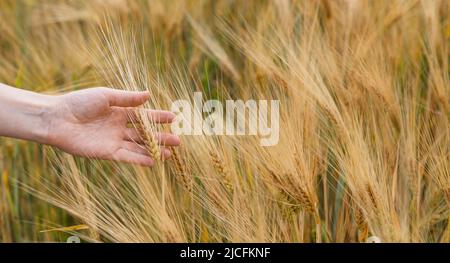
[124,129,144,144]
[126,108,176,124]
[122,141,172,160]
[124,129,181,146]
[122,141,149,156]
[161,147,172,160]
[147,110,176,123]
[154,132,181,146]
[102,88,150,107]
[112,148,155,167]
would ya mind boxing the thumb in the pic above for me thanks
[103,89,150,107]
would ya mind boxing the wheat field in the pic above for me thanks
[0,0,449,243]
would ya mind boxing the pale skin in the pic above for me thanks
[0,83,180,167]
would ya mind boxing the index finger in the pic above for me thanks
[126,108,176,124]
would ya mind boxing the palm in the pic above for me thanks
[56,89,128,158]
[48,88,178,166]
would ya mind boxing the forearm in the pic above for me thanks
[0,83,56,144]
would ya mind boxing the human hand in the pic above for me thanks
[44,87,180,167]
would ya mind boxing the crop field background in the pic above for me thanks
[0,0,449,243]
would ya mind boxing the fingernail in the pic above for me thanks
[139,91,150,97]
[167,112,177,122]
[173,135,181,146]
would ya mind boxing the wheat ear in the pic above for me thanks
[209,151,232,190]
[269,170,312,213]
[170,146,192,192]
[292,152,320,223]
[366,184,379,210]
[354,206,369,242]
[136,121,161,161]
[444,188,450,206]
[143,132,160,161]
[162,227,182,243]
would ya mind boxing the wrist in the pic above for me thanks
[31,93,60,145]
[0,83,62,145]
